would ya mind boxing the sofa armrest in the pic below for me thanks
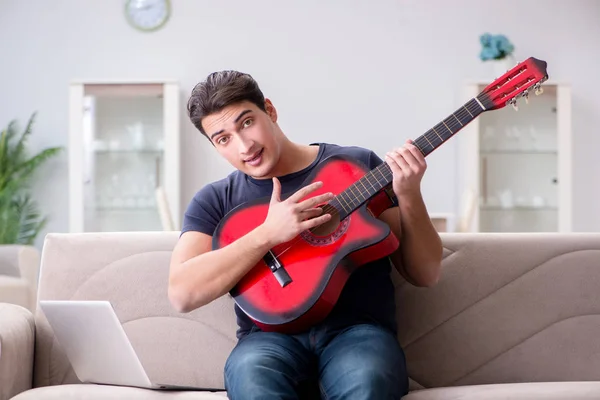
[0,303,34,400]
[0,245,40,311]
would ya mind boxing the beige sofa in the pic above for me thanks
[0,245,40,312]
[3,231,600,399]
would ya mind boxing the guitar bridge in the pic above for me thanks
[263,251,292,288]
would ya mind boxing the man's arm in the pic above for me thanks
[379,199,442,287]
[168,179,333,313]
[168,227,274,313]
[380,139,443,287]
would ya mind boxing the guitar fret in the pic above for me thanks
[365,175,377,191]
[462,105,473,117]
[431,127,444,141]
[467,99,481,116]
[346,185,356,203]
[348,185,360,196]
[474,97,486,110]
[452,113,463,126]
[456,108,471,125]
[373,168,385,186]
[422,134,434,148]
[336,193,351,212]
[438,124,451,140]
[442,120,452,133]
[379,163,392,177]
[414,141,426,156]
[344,191,357,209]
[357,178,369,193]
[429,131,444,146]
[350,184,367,201]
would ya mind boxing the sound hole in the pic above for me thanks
[310,208,341,236]
[300,207,349,246]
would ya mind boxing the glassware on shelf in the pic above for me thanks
[531,195,546,208]
[481,126,495,151]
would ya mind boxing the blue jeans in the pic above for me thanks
[224,322,408,399]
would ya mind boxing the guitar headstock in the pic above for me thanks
[479,57,548,111]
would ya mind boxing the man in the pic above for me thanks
[168,70,443,399]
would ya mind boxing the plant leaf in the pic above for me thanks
[0,112,62,244]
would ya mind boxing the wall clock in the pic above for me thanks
[125,0,171,32]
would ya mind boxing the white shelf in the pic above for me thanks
[480,150,557,155]
[93,148,164,154]
[480,206,558,211]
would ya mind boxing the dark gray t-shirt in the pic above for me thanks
[181,142,398,339]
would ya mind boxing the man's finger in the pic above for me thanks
[302,213,332,230]
[298,192,334,210]
[270,177,282,204]
[288,181,323,203]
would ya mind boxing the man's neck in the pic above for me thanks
[269,140,320,178]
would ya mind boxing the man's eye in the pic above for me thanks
[217,136,228,145]
[242,119,253,128]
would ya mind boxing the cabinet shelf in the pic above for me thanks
[480,206,558,211]
[94,207,158,211]
[480,150,557,155]
[94,149,164,154]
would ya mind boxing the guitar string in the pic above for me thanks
[271,98,484,261]
[330,100,481,210]
[328,100,482,207]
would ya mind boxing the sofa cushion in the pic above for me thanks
[403,382,600,400]
[11,384,227,399]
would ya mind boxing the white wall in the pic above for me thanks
[1,0,599,247]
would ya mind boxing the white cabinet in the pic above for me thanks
[68,81,180,233]
[457,82,572,232]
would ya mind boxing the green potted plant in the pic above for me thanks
[0,112,62,244]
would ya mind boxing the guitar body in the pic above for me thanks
[213,155,399,333]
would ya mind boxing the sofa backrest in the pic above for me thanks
[33,232,238,390]
[396,232,600,389]
[33,231,600,391]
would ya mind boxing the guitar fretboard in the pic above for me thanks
[329,96,487,219]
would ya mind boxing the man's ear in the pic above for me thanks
[264,99,277,122]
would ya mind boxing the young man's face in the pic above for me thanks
[201,100,281,179]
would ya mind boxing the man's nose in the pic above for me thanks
[238,135,255,154]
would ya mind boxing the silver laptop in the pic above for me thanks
[40,300,201,390]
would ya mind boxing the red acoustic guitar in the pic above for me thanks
[213,57,549,333]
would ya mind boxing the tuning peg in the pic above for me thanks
[509,97,518,111]
[522,89,529,104]
[534,83,544,96]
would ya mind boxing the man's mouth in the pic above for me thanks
[244,148,264,165]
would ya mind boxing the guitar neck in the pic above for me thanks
[330,96,487,219]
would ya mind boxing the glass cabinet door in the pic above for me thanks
[478,85,559,232]
[70,82,179,233]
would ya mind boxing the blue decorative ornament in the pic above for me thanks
[479,33,515,61]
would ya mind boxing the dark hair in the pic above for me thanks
[187,70,266,137]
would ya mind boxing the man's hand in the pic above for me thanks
[384,139,426,199]
[261,178,334,246]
